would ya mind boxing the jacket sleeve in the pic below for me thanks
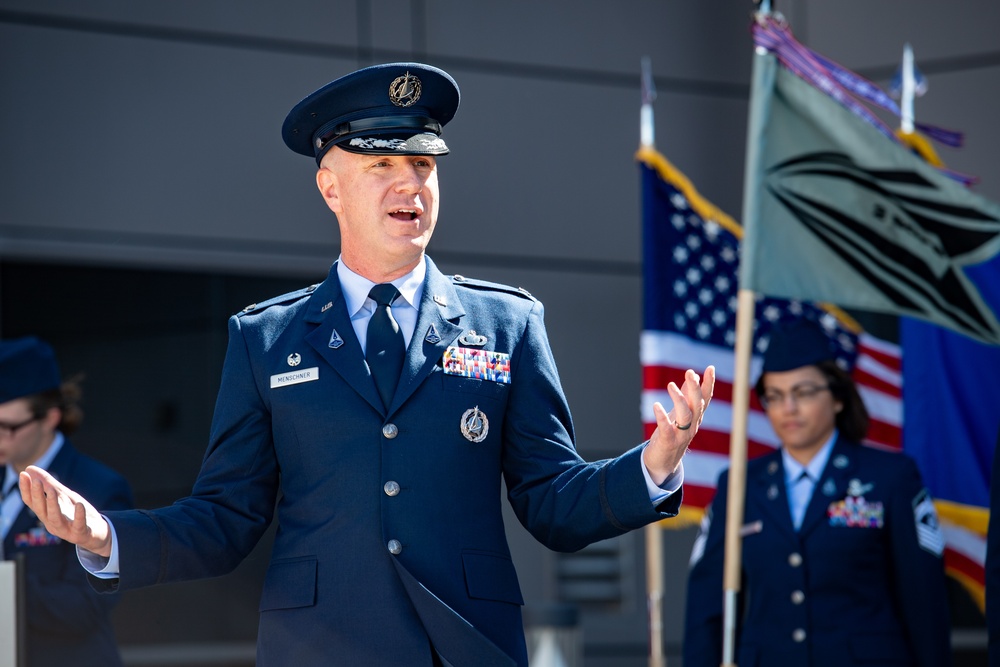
[888,455,952,667]
[683,470,729,667]
[500,300,677,552]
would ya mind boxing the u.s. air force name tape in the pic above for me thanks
[271,367,319,388]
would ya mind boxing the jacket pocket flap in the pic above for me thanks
[259,557,317,611]
[462,551,523,606]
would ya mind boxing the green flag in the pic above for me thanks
[739,38,1000,345]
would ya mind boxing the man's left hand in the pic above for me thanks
[642,366,715,485]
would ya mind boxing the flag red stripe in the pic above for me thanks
[944,547,986,586]
[859,344,902,373]
[852,368,902,398]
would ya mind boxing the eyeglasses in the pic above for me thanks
[0,415,42,439]
[760,384,831,410]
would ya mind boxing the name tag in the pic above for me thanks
[270,367,319,388]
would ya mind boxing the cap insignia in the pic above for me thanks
[389,72,422,107]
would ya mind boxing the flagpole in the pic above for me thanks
[721,289,755,667]
[721,2,776,663]
[639,55,667,667]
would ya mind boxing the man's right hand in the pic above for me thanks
[19,465,112,558]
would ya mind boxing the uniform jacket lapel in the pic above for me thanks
[303,265,384,415]
[389,258,464,414]
[302,259,466,417]
[799,438,857,538]
[753,453,798,543]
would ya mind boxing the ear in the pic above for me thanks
[316,166,342,215]
[42,406,61,431]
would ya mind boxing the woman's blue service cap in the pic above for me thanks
[0,337,61,404]
[282,62,460,165]
[761,319,838,373]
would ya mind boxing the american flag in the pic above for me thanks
[638,146,903,525]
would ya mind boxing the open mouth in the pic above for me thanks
[390,208,420,221]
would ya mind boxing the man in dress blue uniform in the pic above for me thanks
[19,63,715,666]
[0,337,133,667]
[683,319,950,667]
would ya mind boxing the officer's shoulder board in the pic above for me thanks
[238,283,320,317]
[450,274,535,301]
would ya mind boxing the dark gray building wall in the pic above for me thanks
[1,1,997,664]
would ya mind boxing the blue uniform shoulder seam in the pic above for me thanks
[237,283,320,316]
[450,274,535,301]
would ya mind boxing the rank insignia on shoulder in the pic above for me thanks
[460,406,489,442]
[458,329,488,346]
[913,489,945,556]
[329,329,345,349]
[443,346,511,384]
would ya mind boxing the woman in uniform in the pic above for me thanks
[683,319,951,667]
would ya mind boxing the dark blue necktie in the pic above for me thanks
[366,284,405,410]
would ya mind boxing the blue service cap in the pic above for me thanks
[0,337,61,404]
[282,62,460,165]
[761,319,837,373]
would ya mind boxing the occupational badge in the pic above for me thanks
[287,352,302,367]
[822,479,837,496]
[767,484,779,500]
[425,324,442,345]
[460,406,489,442]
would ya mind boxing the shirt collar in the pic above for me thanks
[337,257,426,317]
[3,431,65,494]
[782,430,837,484]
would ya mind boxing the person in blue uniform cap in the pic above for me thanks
[0,337,133,667]
[19,62,716,667]
[683,318,951,667]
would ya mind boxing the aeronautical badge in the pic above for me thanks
[828,495,884,528]
[846,478,874,497]
[913,489,945,556]
[287,352,302,367]
[458,330,488,346]
[460,406,489,442]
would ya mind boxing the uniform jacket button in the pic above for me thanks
[788,552,803,567]
[387,539,402,555]
[791,590,805,604]
[384,481,401,496]
[792,628,807,642]
[382,423,398,439]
